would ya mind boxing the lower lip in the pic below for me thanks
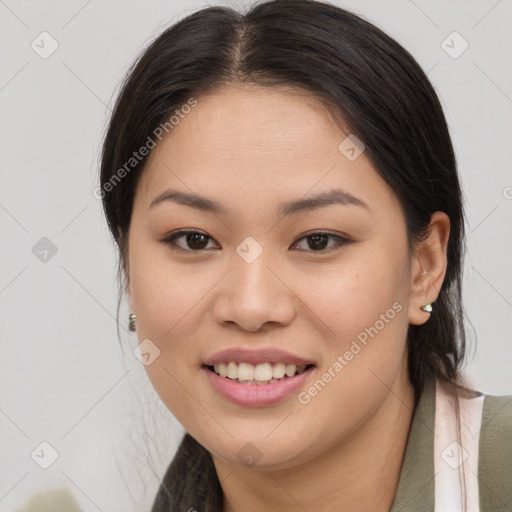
[202,366,315,407]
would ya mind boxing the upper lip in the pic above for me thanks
[203,347,315,367]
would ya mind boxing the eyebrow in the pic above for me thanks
[148,187,370,216]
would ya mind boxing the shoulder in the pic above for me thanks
[453,384,512,455]
[434,382,512,509]
[478,390,512,458]
[476,390,512,510]
[450,382,512,432]
[480,391,512,429]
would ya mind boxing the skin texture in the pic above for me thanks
[126,85,450,511]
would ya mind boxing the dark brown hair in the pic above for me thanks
[99,1,469,510]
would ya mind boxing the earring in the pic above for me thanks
[128,313,136,331]
[420,303,433,313]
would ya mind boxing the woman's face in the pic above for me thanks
[127,85,420,470]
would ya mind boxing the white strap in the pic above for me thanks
[433,380,485,511]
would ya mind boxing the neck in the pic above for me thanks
[214,369,415,512]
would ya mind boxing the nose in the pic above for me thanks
[211,251,296,332]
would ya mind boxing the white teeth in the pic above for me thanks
[227,361,238,379]
[285,364,297,377]
[218,362,228,377]
[238,362,255,381]
[272,362,286,379]
[254,362,273,381]
[211,361,309,382]
[240,378,282,385]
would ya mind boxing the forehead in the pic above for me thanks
[151,85,342,165]
[135,85,398,215]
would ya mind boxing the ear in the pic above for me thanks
[408,211,450,325]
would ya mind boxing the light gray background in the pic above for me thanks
[1,0,511,510]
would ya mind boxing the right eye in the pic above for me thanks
[160,229,220,252]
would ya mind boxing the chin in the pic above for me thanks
[201,425,316,471]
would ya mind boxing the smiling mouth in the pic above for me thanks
[205,362,316,385]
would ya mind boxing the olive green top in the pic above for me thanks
[390,381,512,511]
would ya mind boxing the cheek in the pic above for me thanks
[283,252,411,454]
[129,239,215,341]
[289,241,411,409]
[293,242,410,347]
[128,242,214,406]
[128,246,211,426]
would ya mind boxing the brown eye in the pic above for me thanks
[290,232,353,252]
[306,234,329,251]
[161,230,218,251]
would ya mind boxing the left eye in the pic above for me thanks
[161,230,353,252]
[290,232,353,252]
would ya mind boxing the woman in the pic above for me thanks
[97,0,512,510]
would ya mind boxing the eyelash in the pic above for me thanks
[160,229,355,253]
